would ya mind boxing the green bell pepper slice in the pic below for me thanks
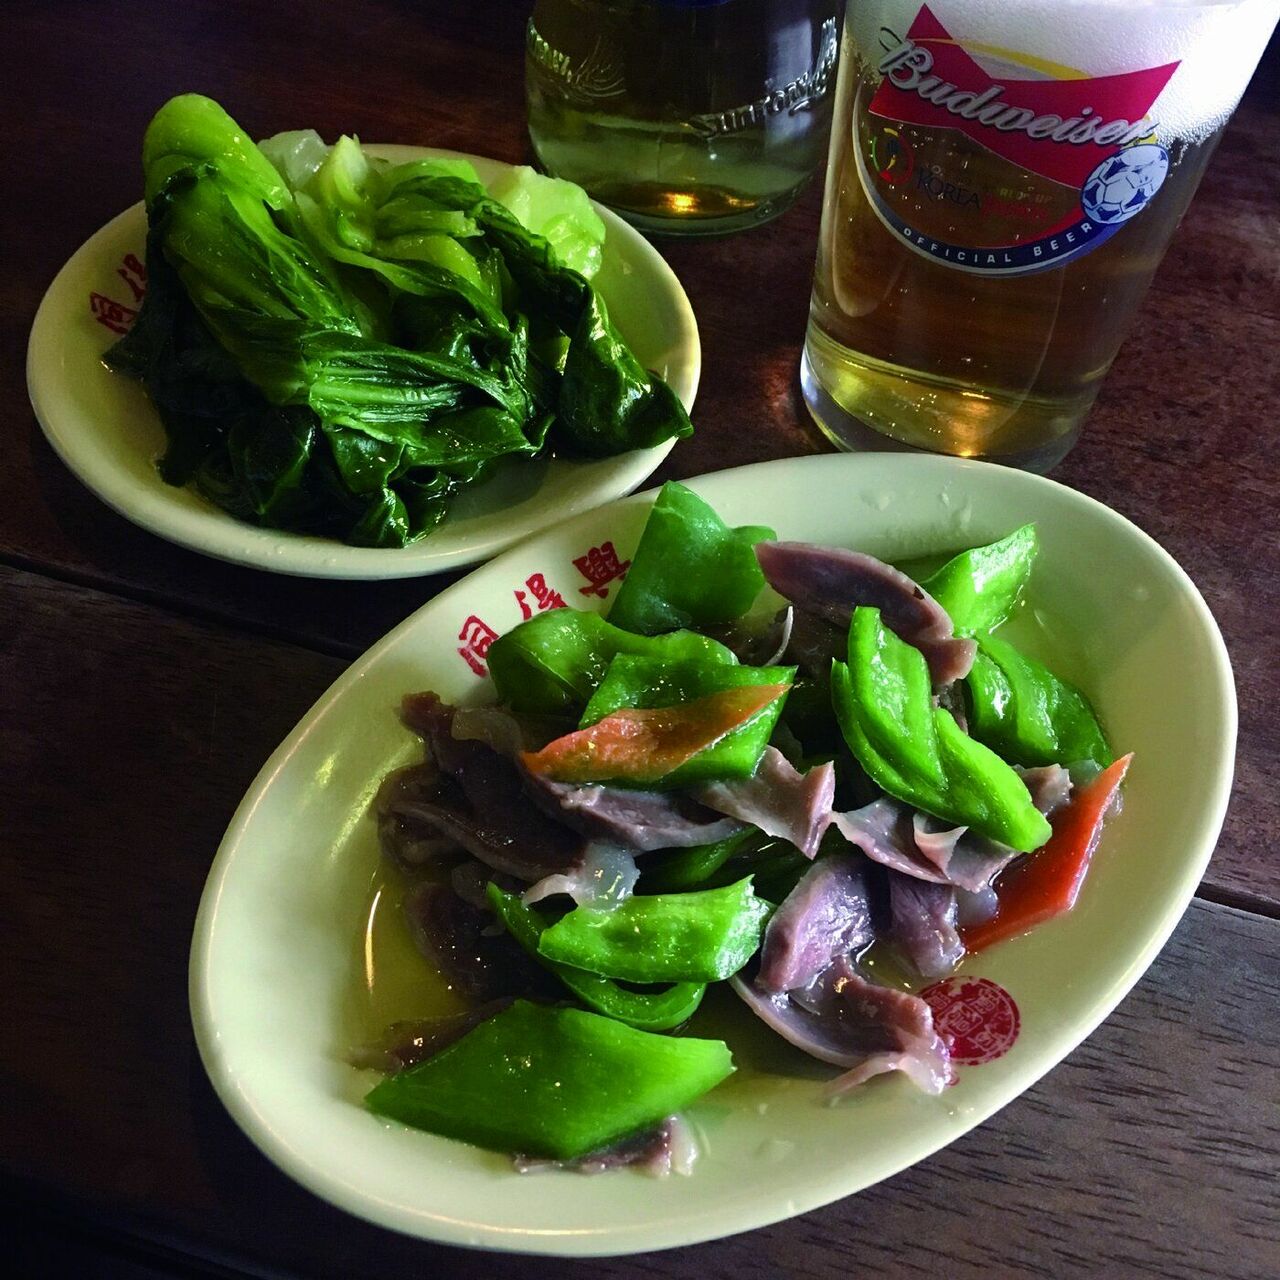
[608,481,775,636]
[846,607,944,787]
[966,634,1112,769]
[580,654,796,725]
[365,1000,734,1159]
[832,608,1052,852]
[487,607,737,717]
[920,524,1038,636]
[537,877,772,983]
[638,830,753,893]
[485,884,705,1031]
[641,833,810,901]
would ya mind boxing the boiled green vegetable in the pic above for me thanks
[487,608,737,717]
[107,94,692,548]
[581,654,796,725]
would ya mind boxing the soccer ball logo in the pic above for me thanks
[1082,144,1170,226]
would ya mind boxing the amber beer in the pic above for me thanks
[803,0,1280,468]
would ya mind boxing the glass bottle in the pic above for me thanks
[526,0,842,236]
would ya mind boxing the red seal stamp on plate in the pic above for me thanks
[921,977,1020,1066]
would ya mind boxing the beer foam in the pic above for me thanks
[852,0,1280,142]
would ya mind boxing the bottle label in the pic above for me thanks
[528,25,626,104]
[854,4,1182,276]
[689,16,840,139]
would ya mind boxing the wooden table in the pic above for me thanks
[4,3,1277,1275]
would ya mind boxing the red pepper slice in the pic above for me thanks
[520,684,789,785]
[961,753,1133,953]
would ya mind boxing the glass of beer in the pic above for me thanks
[802,0,1280,469]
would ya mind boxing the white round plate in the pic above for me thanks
[190,454,1235,1255]
[26,146,699,579]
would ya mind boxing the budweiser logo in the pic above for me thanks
[869,6,1179,187]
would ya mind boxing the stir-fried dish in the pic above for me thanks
[361,483,1130,1172]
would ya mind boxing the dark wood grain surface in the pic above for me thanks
[3,1,1278,1275]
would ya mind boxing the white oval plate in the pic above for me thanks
[26,146,699,579]
[190,454,1235,1255]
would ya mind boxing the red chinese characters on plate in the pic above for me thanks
[573,541,630,599]
[89,252,148,335]
[455,542,627,678]
[921,977,1021,1066]
[515,572,567,620]
[90,292,138,336]
[456,615,499,678]
[116,252,147,301]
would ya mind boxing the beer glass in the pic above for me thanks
[802,0,1280,469]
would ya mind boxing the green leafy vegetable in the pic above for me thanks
[487,164,607,279]
[364,1000,733,1159]
[107,94,692,548]
[608,482,775,635]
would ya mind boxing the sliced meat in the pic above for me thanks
[389,783,583,881]
[376,762,465,870]
[756,541,975,686]
[887,874,964,979]
[757,852,874,994]
[933,835,1022,893]
[403,882,559,1004]
[907,767,1069,892]
[522,842,639,909]
[514,1114,698,1177]
[782,608,847,680]
[1018,763,1073,817]
[450,703,569,755]
[695,747,835,860]
[911,813,1018,893]
[955,883,1000,928]
[391,692,586,881]
[522,772,746,852]
[705,606,793,667]
[832,799,1019,894]
[348,1001,510,1073]
[731,956,952,1095]
[831,799,950,883]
